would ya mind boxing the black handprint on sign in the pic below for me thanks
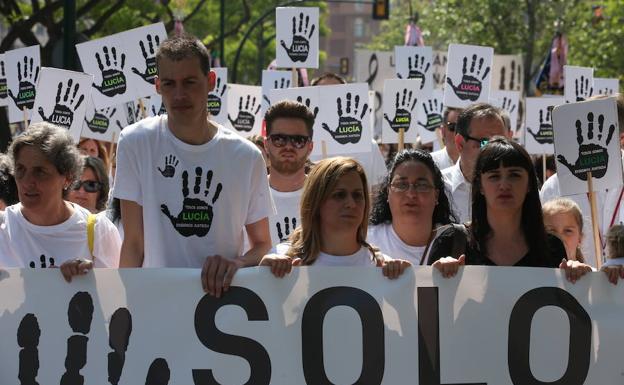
[499,66,506,90]
[161,167,223,237]
[28,254,55,269]
[0,60,7,99]
[557,112,615,180]
[18,313,40,385]
[527,108,554,144]
[417,99,444,132]
[151,101,166,116]
[446,54,491,101]
[322,92,368,144]
[499,96,516,114]
[296,95,319,118]
[9,56,39,110]
[575,76,593,101]
[38,79,85,130]
[280,12,316,63]
[228,95,261,132]
[398,54,430,89]
[93,46,127,97]
[597,87,614,96]
[383,88,417,133]
[60,292,93,385]
[263,78,291,106]
[158,154,179,178]
[276,217,297,242]
[131,34,160,85]
[207,77,227,116]
[85,108,116,134]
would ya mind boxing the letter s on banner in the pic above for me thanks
[508,287,591,385]
[193,287,271,385]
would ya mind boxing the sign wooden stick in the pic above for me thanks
[321,140,328,159]
[22,107,28,129]
[138,98,147,119]
[291,68,298,88]
[587,171,603,268]
[108,133,117,178]
[542,153,547,184]
[398,128,405,152]
[436,127,444,148]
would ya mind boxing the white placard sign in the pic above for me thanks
[276,7,319,68]
[145,94,166,117]
[444,44,493,108]
[432,50,447,89]
[77,34,137,109]
[318,83,371,154]
[0,54,8,107]
[553,97,622,195]
[564,65,594,103]
[29,68,92,142]
[416,89,444,144]
[5,45,41,123]
[261,70,292,115]
[492,54,523,92]
[381,79,422,144]
[207,67,228,124]
[226,84,263,136]
[490,90,520,133]
[394,46,433,91]
[524,97,564,155]
[81,98,140,142]
[123,22,167,98]
[594,77,619,97]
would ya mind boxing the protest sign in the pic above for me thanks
[81,97,138,143]
[444,44,493,108]
[381,79,422,144]
[207,67,228,124]
[270,86,322,155]
[564,65,594,103]
[394,46,433,91]
[276,7,319,68]
[29,68,92,142]
[145,94,166,117]
[432,50,447,89]
[0,54,7,107]
[124,22,167,98]
[492,54,523,92]
[261,70,292,115]
[594,77,620,97]
[5,45,41,123]
[417,89,444,144]
[490,90,520,133]
[226,84,263,136]
[524,97,564,155]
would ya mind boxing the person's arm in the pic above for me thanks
[242,217,272,266]
[120,199,144,267]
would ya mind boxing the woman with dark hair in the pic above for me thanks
[368,149,457,265]
[68,156,109,213]
[428,136,591,282]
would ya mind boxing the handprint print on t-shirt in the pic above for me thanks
[296,95,319,118]
[207,77,227,116]
[9,56,39,110]
[447,54,490,101]
[85,107,116,134]
[557,112,615,180]
[28,254,55,268]
[38,79,85,130]
[228,95,261,132]
[398,54,430,89]
[161,167,223,237]
[384,88,417,133]
[0,60,7,100]
[276,217,297,242]
[322,92,368,144]
[417,99,443,132]
[158,154,179,178]
[527,108,554,144]
[280,12,316,63]
[131,34,160,85]
[93,46,127,97]
[574,76,593,101]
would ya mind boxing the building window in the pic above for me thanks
[354,17,364,38]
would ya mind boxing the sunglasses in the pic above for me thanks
[463,134,489,148]
[72,180,103,193]
[267,134,310,149]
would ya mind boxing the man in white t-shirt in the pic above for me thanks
[430,107,462,171]
[442,103,509,223]
[113,35,273,297]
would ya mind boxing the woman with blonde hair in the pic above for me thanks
[542,198,585,263]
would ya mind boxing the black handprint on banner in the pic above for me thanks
[158,155,179,178]
[60,292,93,385]
[322,92,368,144]
[447,54,490,101]
[93,46,127,97]
[527,108,554,144]
[417,99,444,132]
[557,112,615,180]
[38,80,85,130]
[18,313,41,385]
[151,101,166,116]
[207,77,227,116]
[228,95,261,132]
[28,254,55,269]
[384,88,417,133]
[398,54,430,89]
[85,108,116,134]
[574,76,593,101]
[9,56,39,110]
[296,95,319,118]
[280,12,316,63]
[107,308,132,385]
[131,34,160,84]
[0,60,7,99]
[161,167,223,237]
[263,78,291,106]
[276,217,297,242]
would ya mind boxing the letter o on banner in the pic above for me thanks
[508,287,591,385]
[301,286,384,384]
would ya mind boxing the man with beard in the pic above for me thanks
[263,100,315,245]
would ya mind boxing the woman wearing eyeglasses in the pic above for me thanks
[368,149,457,266]
[0,122,120,280]
[68,156,109,214]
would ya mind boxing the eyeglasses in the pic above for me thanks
[389,181,435,193]
[72,180,103,193]
[267,134,310,149]
[445,122,456,131]
[463,134,489,148]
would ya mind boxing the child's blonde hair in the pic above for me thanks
[542,198,585,262]
[606,225,624,259]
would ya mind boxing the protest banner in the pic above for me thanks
[124,22,167,98]
[444,44,493,108]
[524,97,564,155]
[381,79,422,145]
[5,45,41,123]
[275,7,319,69]
[394,46,433,91]
[432,50,447,89]
[417,89,444,145]
[261,70,292,115]
[594,77,620,97]
[207,67,228,125]
[492,54,523,93]
[0,267,622,384]
[226,84,263,136]
[490,90,520,133]
[564,65,594,103]
[0,53,8,107]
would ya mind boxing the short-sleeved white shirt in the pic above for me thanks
[368,222,444,265]
[275,243,388,266]
[430,148,455,171]
[443,161,471,224]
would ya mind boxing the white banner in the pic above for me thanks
[0,267,622,384]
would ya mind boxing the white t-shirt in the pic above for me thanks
[367,222,443,265]
[113,116,274,267]
[430,148,454,171]
[0,203,120,268]
[268,186,303,246]
[274,243,388,266]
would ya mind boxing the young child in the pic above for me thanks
[603,224,624,284]
[542,198,585,263]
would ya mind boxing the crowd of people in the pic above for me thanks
[1,33,623,293]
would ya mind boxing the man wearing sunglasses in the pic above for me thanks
[263,100,315,245]
[430,107,462,171]
[442,103,508,223]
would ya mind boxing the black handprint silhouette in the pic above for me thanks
[296,95,319,118]
[398,54,430,89]
[263,78,291,106]
[29,254,55,268]
[322,92,368,144]
[151,101,166,116]
[417,99,443,132]
[228,95,261,132]
[161,167,223,237]
[527,108,554,144]
[574,76,593,101]
[597,87,614,96]
[498,60,522,91]
[499,96,516,114]
[93,46,127,97]
[384,88,417,133]
[207,77,227,116]
[38,79,85,130]
[131,34,160,84]
[0,60,7,99]
[158,155,179,178]
[276,217,297,242]
[447,54,491,101]
[557,112,615,180]
[85,107,116,134]
[60,291,93,385]
[280,12,316,63]
[17,313,40,384]
[9,56,39,110]
[107,308,132,385]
